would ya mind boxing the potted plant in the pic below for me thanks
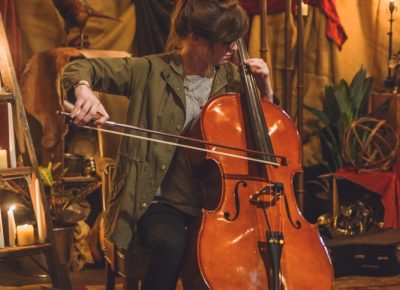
[39,162,100,227]
[304,67,389,172]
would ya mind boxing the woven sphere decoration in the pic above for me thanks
[342,117,399,172]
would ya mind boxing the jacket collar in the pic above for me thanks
[210,64,229,97]
[160,51,230,105]
[160,52,185,107]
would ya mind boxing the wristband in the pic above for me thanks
[73,80,91,90]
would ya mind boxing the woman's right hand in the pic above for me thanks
[70,83,109,126]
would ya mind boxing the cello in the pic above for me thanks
[181,39,334,289]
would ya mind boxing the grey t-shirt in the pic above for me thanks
[155,67,215,216]
[182,74,214,128]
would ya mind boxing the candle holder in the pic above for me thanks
[385,1,397,88]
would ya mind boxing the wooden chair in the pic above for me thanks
[95,93,150,290]
[101,158,150,290]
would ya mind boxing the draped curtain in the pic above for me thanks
[134,0,175,56]
[1,0,22,75]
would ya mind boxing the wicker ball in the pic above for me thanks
[342,117,399,172]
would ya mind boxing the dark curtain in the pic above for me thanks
[134,0,175,56]
[1,0,22,75]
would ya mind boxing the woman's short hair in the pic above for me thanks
[167,0,249,50]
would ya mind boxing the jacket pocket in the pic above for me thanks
[108,153,134,202]
[108,174,126,202]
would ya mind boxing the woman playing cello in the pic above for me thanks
[61,0,332,289]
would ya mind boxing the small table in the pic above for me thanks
[334,163,400,229]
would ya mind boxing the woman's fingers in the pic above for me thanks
[71,96,109,125]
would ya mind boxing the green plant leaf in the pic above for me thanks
[335,81,352,118]
[349,67,367,102]
[349,66,367,91]
[349,67,373,119]
[323,85,340,124]
[304,104,330,126]
[338,79,350,99]
[337,112,351,142]
[39,165,54,187]
[356,77,373,118]
[307,122,322,134]
[318,129,342,171]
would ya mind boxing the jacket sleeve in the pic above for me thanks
[60,57,150,101]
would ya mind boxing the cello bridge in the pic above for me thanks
[249,182,284,207]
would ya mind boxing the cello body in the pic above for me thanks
[181,92,334,290]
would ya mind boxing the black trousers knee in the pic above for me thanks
[137,202,195,290]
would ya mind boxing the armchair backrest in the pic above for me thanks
[96,92,129,209]
[97,92,129,160]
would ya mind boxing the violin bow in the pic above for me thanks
[57,110,287,167]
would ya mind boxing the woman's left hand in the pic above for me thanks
[244,58,274,102]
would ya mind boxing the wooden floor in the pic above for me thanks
[333,275,400,289]
[0,262,399,289]
[176,276,400,290]
[176,277,400,290]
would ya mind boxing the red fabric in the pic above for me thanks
[335,164,400,229]
[239,0,257,15]
[307,0,347,50]
[240,0,294,15]
[239,0,347,50]
[1,0,22,76]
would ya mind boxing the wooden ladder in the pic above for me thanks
[0,13,71,289]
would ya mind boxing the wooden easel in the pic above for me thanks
[0,13,71,289]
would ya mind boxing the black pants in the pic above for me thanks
[137,202,195,290]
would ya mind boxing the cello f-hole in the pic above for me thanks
[223,180,246,221]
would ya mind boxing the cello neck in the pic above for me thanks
[236,38,276,163]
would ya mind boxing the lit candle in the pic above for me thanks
[0,149,7,169]
[16,224,34,246]
[0,207,4,248]
[390,0,394,3]
[7,103,16,168]
[0,70,3,92]
[302,2,309,16]
[35,178,45,243]
[7,205,16,247]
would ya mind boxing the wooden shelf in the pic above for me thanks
[0,243,52,259]
[0,92,14,103]
[0,167,31,178]
[61,175,98,183]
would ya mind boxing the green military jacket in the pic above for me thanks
[61,51,241,250]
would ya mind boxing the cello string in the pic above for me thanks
[279,189,284,238]
[236,39,275,246]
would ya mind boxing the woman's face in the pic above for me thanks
[183,35,238,68]
[208,41,238,65]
